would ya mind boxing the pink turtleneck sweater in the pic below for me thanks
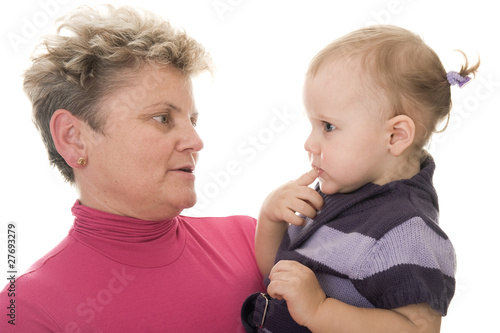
[0,201,264,332]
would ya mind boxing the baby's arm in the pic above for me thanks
[255,169,323,276]
[268,260,441,333]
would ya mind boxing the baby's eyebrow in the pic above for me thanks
[307,110,339,123]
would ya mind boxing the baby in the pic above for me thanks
[242,25,479,332]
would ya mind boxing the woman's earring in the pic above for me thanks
[77,157,87,166]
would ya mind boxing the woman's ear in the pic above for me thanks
[387,115,416,157]
[50,109,86,168]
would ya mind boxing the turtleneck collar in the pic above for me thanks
[69,201,186,268]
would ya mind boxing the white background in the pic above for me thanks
[1,0,499,331]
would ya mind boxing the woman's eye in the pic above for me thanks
[191,117,197,128]
[323,121,336,132]
[153,115,169,124]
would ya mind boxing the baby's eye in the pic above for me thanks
[153,114,170,124]
[323,121,336,132]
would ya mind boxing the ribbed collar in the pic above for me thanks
[69,201,186,268]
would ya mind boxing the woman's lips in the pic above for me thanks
[169,165,195,179]
[172,164,195,173]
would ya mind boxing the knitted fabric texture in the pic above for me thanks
[250,155,456,332]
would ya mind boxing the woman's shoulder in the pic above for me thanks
[179,214,257,229]
[0,235,80,328]
[21,235,74,274]
[2,231,108,296]
[178,215,257,247]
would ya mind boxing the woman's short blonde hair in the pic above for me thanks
[24,5,213,183]
[307,25,479,150]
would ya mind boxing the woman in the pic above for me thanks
[0,5,264,332]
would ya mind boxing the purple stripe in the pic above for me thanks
[295,217,456,279]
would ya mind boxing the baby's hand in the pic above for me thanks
[267,260,327,327]
[260,169,323,226]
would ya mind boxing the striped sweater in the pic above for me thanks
[251,155,456,331]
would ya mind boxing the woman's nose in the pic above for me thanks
[177,120,204,152]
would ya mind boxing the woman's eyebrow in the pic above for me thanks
[143,101,180,112]
[143,101,199,119]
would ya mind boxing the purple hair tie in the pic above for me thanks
[447,71,471,88]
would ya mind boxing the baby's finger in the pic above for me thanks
[270,260,300,275]
[301,187,324,212]
[295,169,319,187]
[282,209,308,226]
[291,198,318,220]
[267,273,289,300]
[292,186,324,212]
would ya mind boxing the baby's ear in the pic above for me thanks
[386,115,415,157]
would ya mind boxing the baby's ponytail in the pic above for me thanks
[439,51,480,133]
[456,50,480,79]
[446,51,480,88]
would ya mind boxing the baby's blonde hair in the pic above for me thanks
[24,5,213,183]
[308,25,479,149]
